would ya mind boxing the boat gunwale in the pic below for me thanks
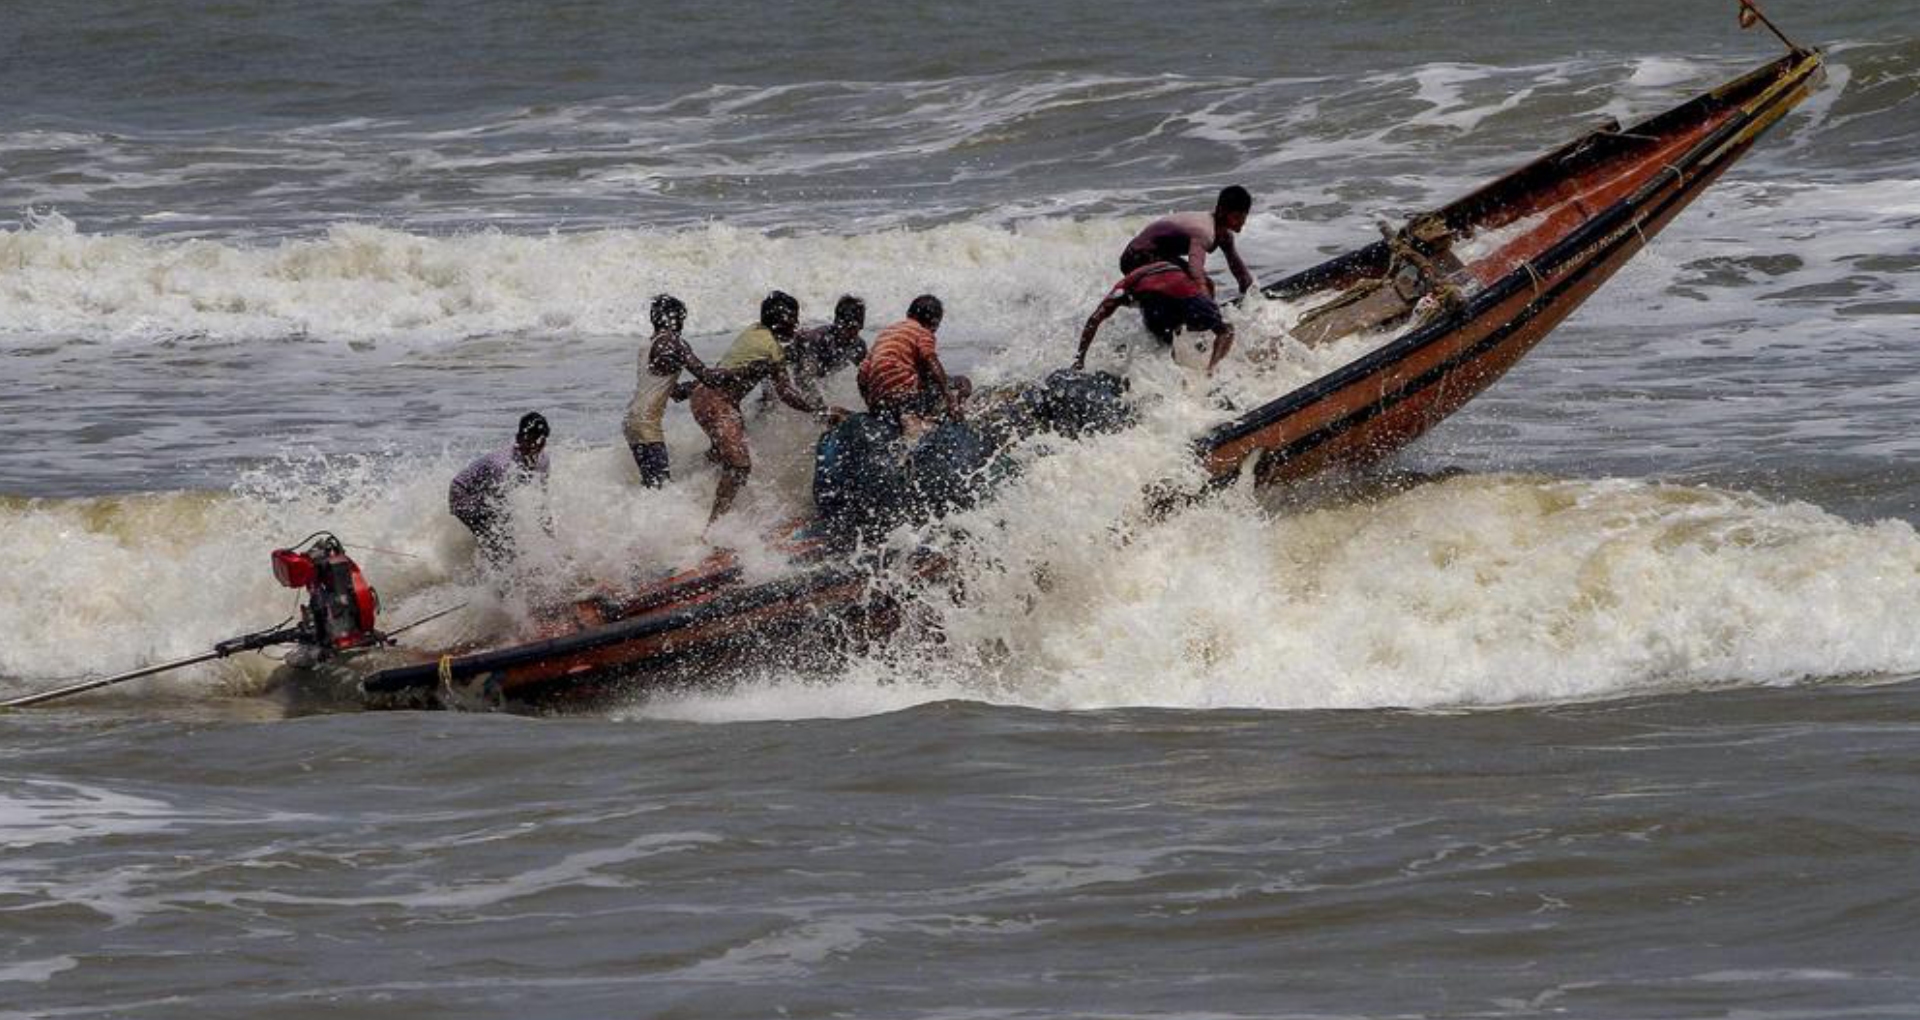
[1248,125,1781,481]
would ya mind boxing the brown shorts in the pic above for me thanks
[866,375,972,428]
[690,384,750,471]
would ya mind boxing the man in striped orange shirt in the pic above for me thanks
[857,294,968,431]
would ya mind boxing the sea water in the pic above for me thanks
[4,2,1920,1016]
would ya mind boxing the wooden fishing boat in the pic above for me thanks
[291,38,1828,713]
[1198,45,1825,483]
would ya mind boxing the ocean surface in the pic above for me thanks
[5,1,1920,1016]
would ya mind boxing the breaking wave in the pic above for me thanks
[7,432,1920,716]
[0,211,1139,347]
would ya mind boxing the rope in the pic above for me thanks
[344,543,423,560]
[1522,260,1545,297]
[384,602,469,640]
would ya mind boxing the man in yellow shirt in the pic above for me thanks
[690,291,850,524]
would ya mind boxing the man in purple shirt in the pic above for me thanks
[1119,185,1256,297]
[449,412,552,564]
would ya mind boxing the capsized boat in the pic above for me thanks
[280,33,1824,713]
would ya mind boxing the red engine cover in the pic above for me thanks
[272,549,316,588]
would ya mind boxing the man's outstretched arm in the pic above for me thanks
[1076,294,1125,370]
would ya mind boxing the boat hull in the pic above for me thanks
[331,562,895,712]
[1199,50,1824,484]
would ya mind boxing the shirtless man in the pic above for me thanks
[789,295,869,405]
[1119,185,1256,297]
[690,291,850,523]
[622,294,720,487]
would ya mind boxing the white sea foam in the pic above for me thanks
[0,957,79,986]
[1398,63,1543,135]
[12,351,1919,718]
[0,211,1134,348]
[644,465,1920,720]
[4,180,1916,714]
[1625,56,1707,91]
[2,46,1910,715]
[0,781,181,850]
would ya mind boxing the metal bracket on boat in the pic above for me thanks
[1596,129,1660,144]
[1737,0,1806,56]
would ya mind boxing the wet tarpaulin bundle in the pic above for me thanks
[813,370,1134,543]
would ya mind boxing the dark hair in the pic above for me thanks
[1216,185,1253,214]
[833,295,866,326]
[516,411,550,445]
[650,294,686,330]
[760,290,799,328]
[906,294,943,329]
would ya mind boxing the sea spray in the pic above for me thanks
[0,213,1134,348]
[10,273,1919,712]
[646,473,1920,722]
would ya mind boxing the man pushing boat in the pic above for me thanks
[858,294,969,434]
[1075,257,1236,374]
[1119,185,1257,297]
[692,291,851,524]
[1080,185,1253,374]
[785,294,870,407]
[624,293,722,488]
[449,411,553,565]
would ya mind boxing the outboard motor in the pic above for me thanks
[1,532,390,708]
[270,533,382,660]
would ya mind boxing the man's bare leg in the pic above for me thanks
[709,465,749,524]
